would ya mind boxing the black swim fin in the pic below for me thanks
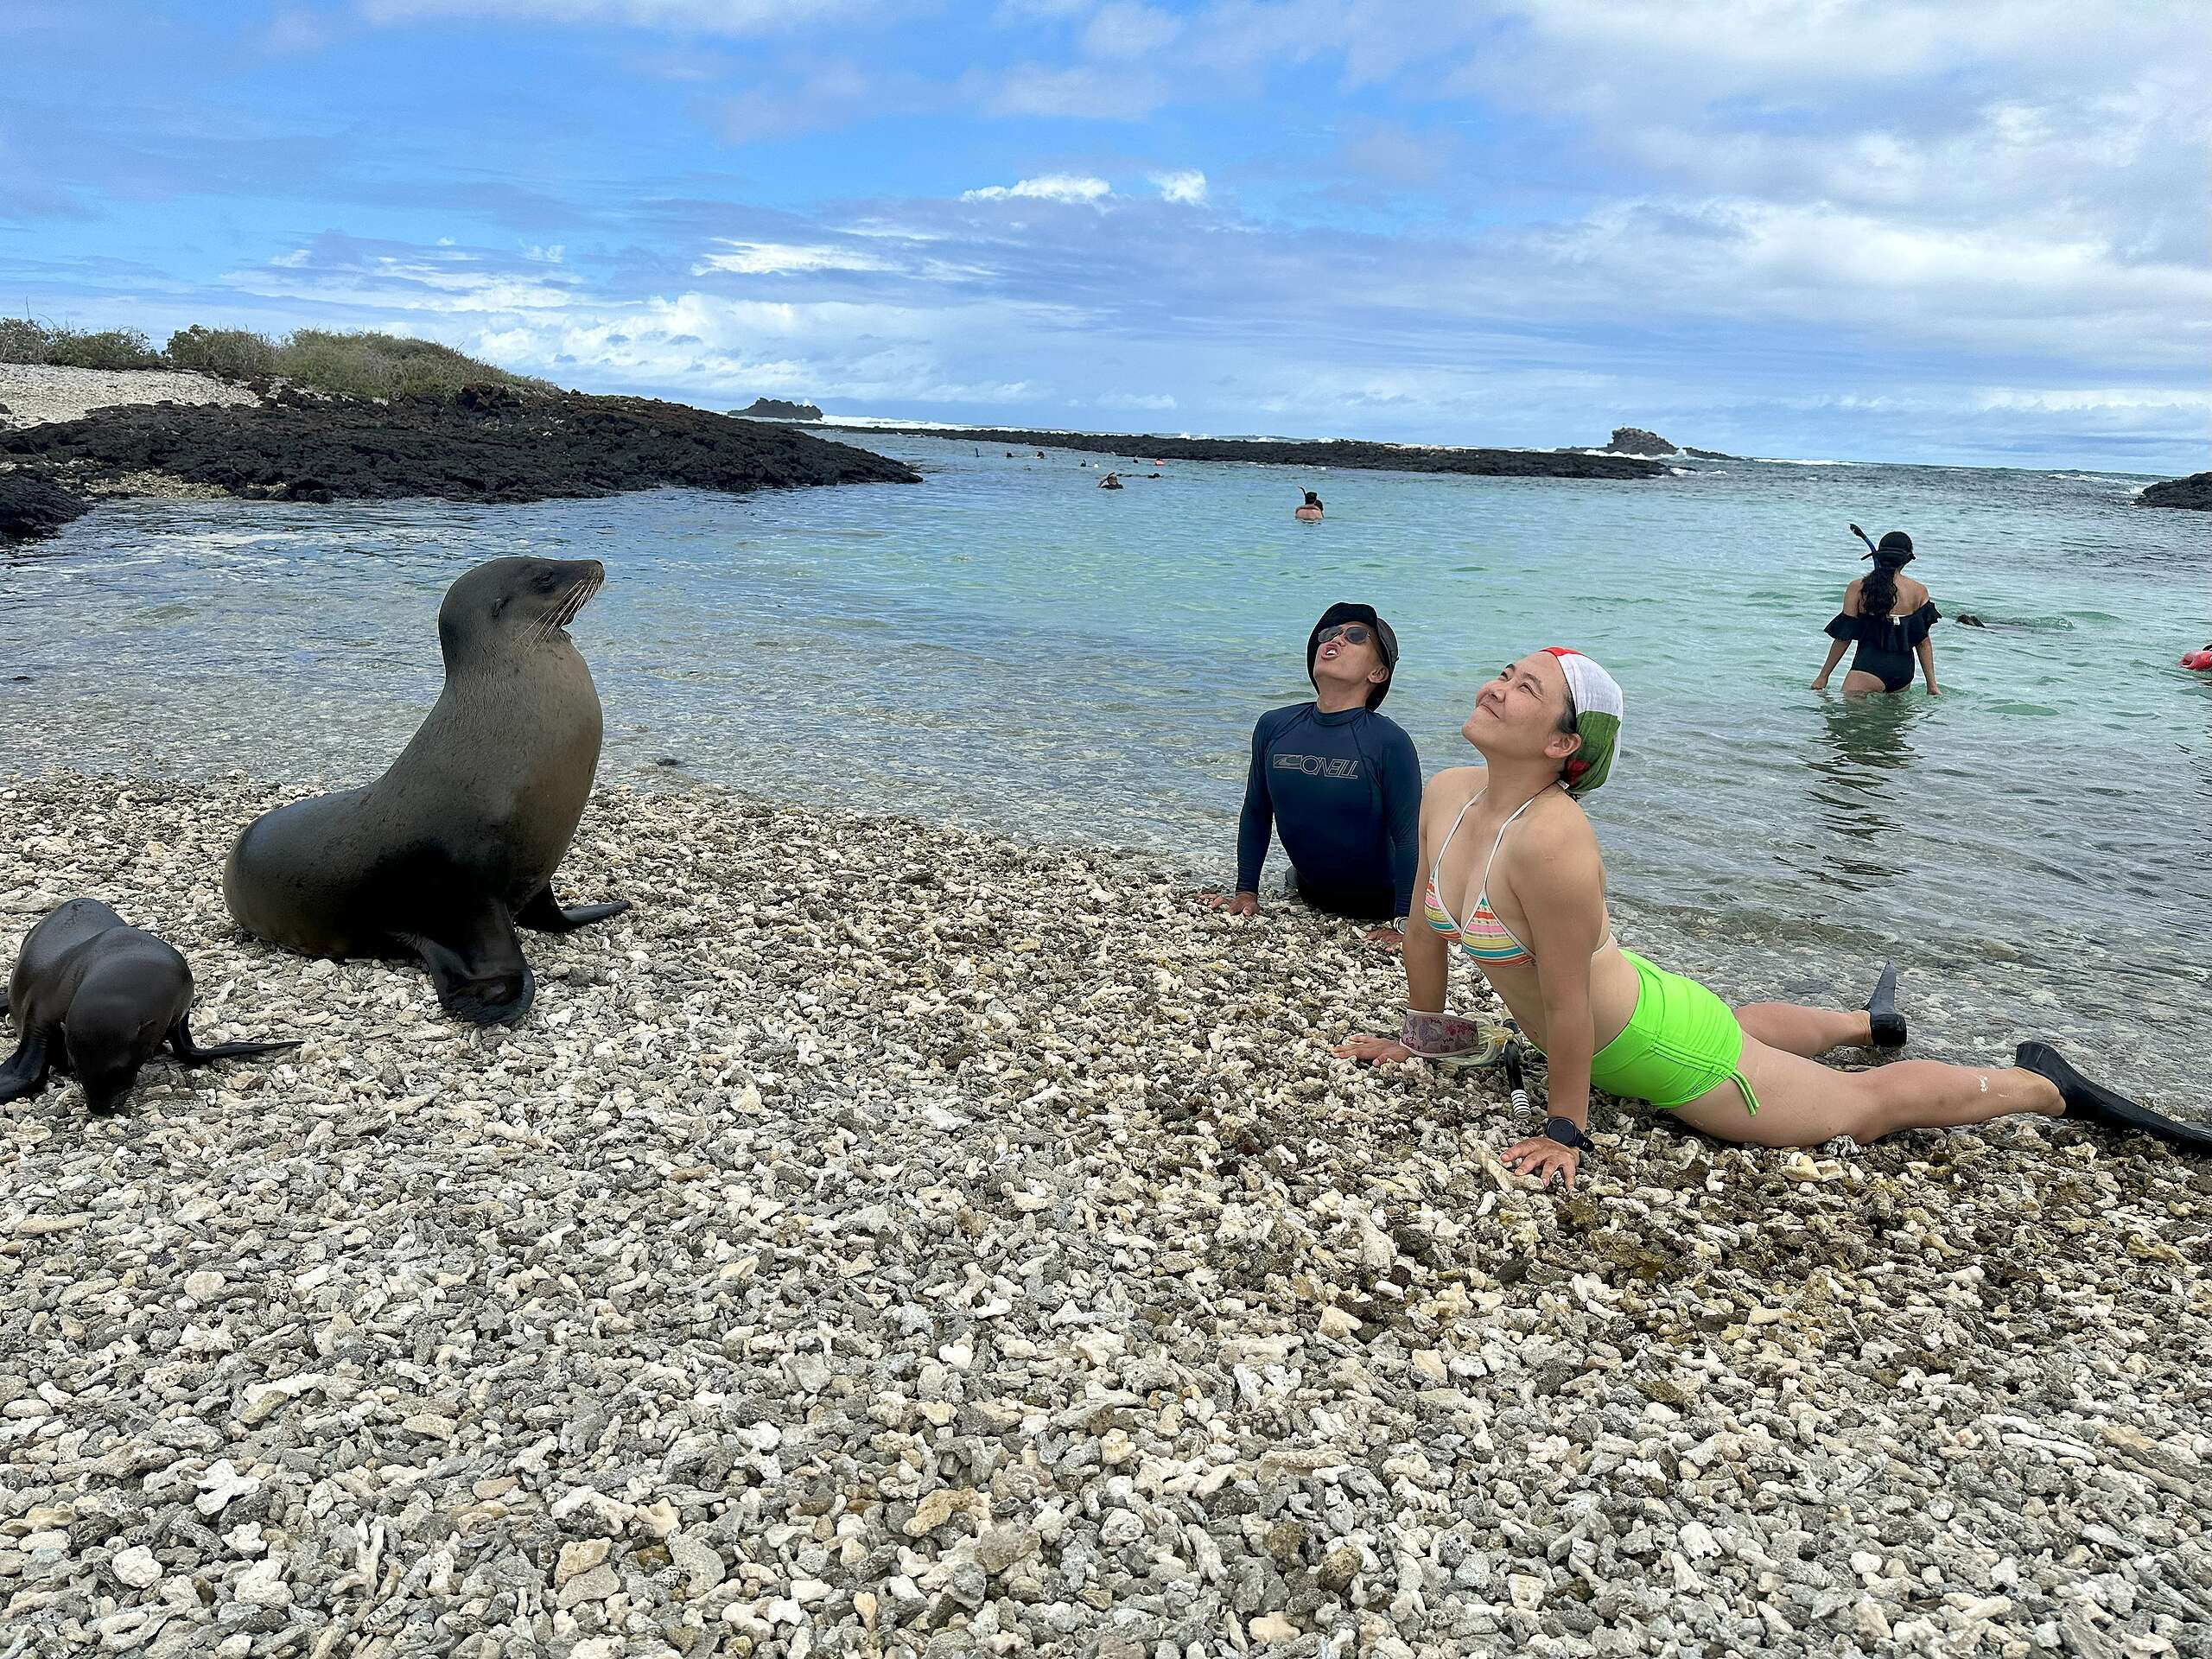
[1865,961,1907,1049]
[2015,1042,2212,1153]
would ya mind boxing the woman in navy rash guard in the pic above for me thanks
[1205,602,1422,951]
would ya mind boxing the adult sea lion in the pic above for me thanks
[224,556,629,1027]
[1,899,298,1114]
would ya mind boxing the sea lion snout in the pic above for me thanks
[438,556,608,653]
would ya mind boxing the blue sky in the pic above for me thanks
[3,0,2207,470]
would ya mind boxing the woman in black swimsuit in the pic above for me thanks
[1812,530,1941,696]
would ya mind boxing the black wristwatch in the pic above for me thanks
[1542,1116,1594,1152]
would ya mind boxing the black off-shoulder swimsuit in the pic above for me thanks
[1826,601,1940,692]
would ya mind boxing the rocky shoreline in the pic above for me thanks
[2138,471,2212,511]
[1598,428,1737,461]
[3,771,2205,1658]
[0,377,918,543]
[808,423,1669,481]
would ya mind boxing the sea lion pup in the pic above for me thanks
[1,899,298,1115]
[224,556,629,1027]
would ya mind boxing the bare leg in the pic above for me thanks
[1840,670,1890,695]
[1734,1002,1870,1058]
[1670,1033,2062,1149]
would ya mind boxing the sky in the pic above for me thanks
[3,0,2207,471]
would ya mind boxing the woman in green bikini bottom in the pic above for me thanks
[1333,646,2207,1187]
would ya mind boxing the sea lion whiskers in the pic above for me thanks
[531,575,601,645]
[555,574,601,637]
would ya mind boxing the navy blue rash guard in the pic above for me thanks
[1236,702,1422,918]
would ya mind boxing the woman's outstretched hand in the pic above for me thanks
[1332,1033,1414,1065]
[1502,1132,1580,1191]
[1203,891,1261,916]
[1359,924,1404,953]
[1809,675,1829,691]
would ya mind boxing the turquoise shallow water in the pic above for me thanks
[4,438,2208,1108]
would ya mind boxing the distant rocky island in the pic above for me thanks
[2139,471,2211,511]
[1599,426,1736,461]
[813,423,1669,481]
[734,397,823,422]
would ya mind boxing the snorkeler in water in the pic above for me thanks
[1813,528,1941,695]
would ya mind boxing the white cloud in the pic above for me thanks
[1082,1,1179,60]
[984,61,1168,119]
[524,243,565,264]
[717,60,883,142]
[694,239,894,276]
[1974,386,2212,415]
[356,0,869,33]
[230,245,582,315]
[1504,199,2212,365]
[1150,168,1206,205]
[266,7,336,52]
[962,173,1113,205]
[1094,391,1178,410]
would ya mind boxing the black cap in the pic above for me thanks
[1307,601,1400,709]
[1868,529,1915,565]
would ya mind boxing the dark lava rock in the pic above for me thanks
[735,397,824,421]
[2139,471,2212,511]
[817,423,1666,481]
[0,387,917,539]
[0,471,90,541]
[1603,426,1676,457]
[1596,426,1738,461]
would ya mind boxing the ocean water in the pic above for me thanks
[5,439,2208,1108]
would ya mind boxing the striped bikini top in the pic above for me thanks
[1422,787,1612,968]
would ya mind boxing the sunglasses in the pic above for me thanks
[1317,624,1372,646]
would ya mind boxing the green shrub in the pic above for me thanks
[0,320,164,370]
[1,315,551,399]
[0,317,54,365]
[264,328,552,400]
[47,327,163,370]
[164,325,278,379]
[270,329,400,397]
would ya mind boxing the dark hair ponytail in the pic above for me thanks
[1861,562,1898,621]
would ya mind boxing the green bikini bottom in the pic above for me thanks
[1535,948,1761,1116]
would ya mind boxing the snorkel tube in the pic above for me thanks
[1848,522,1879,556]
[1504,1039,1532,1119]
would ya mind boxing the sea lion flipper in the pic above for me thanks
[514,887,632,934]
[0,1033,53,1103]
[166,1017,302,1068]
[407,903,537,1027]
